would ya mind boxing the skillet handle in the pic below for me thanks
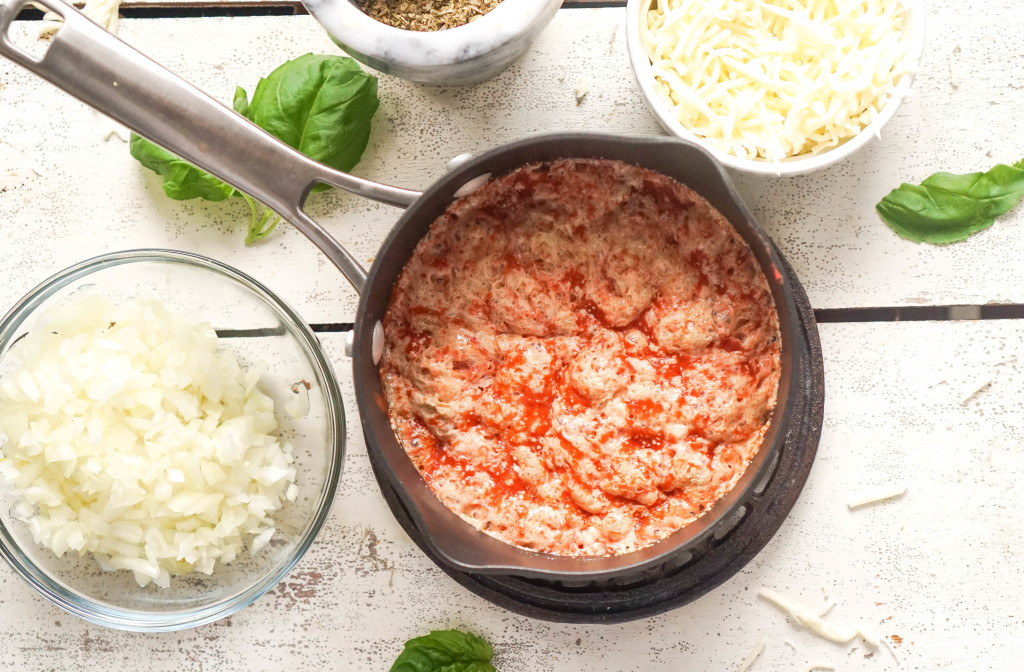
[0,0,421,294]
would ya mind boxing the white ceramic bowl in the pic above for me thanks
[625,0,926,176]
[302,0,563,86]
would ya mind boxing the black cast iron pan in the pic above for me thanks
[0,0,814,587]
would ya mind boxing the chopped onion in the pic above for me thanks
[0,295,297,588]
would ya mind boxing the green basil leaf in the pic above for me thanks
[433,664,495,672]
[246,53,379,187]
[129,133,236,202]
[233,86,250,117]
[876,159,1024,244]
[238,192,282,245]
[128,54,378,244]
[389,630,496,672]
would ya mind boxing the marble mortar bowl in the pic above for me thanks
[302,0,563,86]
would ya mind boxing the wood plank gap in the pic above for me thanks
[13,1,622,21]
[15,4,301,19]
[311,322,355,333]
[814,305,1024,323]
[214,323,351,338]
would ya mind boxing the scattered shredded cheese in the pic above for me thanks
[759,588,880,647]
[639,0,911,162]
[847,485,907,510]
[0,295,297,588]
[736,637,767,672]
[575,76,590,105]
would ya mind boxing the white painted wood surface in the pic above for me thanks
[2,3,1023,322]
[2,322,1024,670]
[3,3,1024,671]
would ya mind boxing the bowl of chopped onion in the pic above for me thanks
[625,0,926,176]
[0,250,344,631]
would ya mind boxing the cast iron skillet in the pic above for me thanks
[0,0,805,582]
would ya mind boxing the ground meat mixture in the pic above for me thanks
[379,158,781,557]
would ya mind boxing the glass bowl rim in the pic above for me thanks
[0,248,346,631]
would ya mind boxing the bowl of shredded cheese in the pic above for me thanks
[0,250,344,631]
[626,0,925,175]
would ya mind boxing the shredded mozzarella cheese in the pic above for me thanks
[0,295,297,588]
[759,588,880,647]
[847,484,907,509]
[640,0,911,162]
[737,637,767,672]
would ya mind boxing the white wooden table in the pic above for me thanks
[2,3,1024,670]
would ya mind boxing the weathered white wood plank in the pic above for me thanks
[2,322,1023,670]
[0,10,650,326]
[2,3,1023,325]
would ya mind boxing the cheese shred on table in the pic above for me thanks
[640,0,910,162]
[759,587,881,647]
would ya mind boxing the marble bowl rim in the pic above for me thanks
[306,0,564,69]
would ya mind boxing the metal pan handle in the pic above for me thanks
[0,0,421,294]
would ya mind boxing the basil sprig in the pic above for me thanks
[876,158,1024,244]
[389,630,497,672]
[130,54,379,244]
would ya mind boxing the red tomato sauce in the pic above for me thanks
[380,159,780,557]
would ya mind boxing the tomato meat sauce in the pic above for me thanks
[379,158,781,557]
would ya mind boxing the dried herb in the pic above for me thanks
[358,0,503,32]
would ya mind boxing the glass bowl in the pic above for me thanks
[0,250,344,631]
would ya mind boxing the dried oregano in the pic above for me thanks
[358,0,504,32]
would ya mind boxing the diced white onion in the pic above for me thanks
[0,295,297,587]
